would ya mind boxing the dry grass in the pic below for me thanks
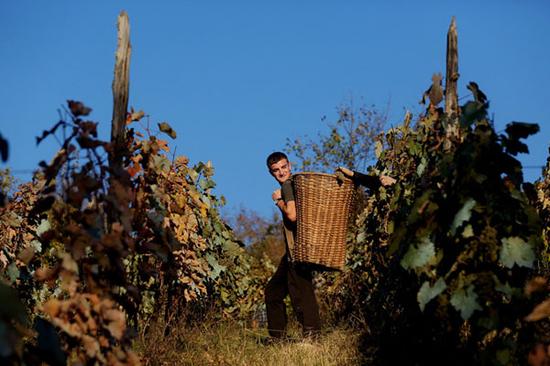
[136,318,363,366]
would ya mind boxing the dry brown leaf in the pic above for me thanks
[17,246,35,265]
[126,110,145,124]
[157,139,169,152]
[87,316,98,333]
[127,163,142,177]
[35,264,59,281]
[528,343,550,366]
[82,335,101,359]
[525,299,550,322]
[55,318,83,338]
[111,222,124,234]
[42,299,61,317]
[525,277,548,296]
[99,335,109,348]
[61,253,79,273]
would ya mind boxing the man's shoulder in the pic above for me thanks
[281,178,295,201]
[282,177,295,192]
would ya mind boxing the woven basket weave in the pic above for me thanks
[292,172,355,270]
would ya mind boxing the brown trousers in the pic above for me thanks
[264,255,321,338]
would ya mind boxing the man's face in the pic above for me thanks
[269,158,292,184]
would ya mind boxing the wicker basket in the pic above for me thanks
[292,172,355,270]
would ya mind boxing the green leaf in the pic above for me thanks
[152,155,170,172]
[223,239,242,256]
[201,195,211,209]
[30,240,42,253]
[401,237,436,270]
[7,263,20,283]
[450,198,476,235]
[496,349,511,365]
[188,168,199,182]
[416,157,427,177]
[462,224,474,238]
[499,236,535,269]
[494,277,518,298]
[158,122,177,139]
[375,140,383,159]
[199,178,216,190]
[36,219,51,236]
[206,254,226,280]
[450,284,482,320]
[387,221,394,235]
[213,220,224,235]
[417,278,446,311]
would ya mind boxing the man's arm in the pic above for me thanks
[272,189,297,222]
[277,199,297,222]
[337,167,396,189]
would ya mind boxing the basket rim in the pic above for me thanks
[293,171,353,181]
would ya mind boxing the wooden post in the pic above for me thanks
[110,11,131,172]
[445,17,459,117]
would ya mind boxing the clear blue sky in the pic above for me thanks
[1,1,549,218]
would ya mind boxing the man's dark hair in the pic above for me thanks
[266,151,288,168]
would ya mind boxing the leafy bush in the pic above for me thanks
[328,89,548,364]
[0,101,267,364]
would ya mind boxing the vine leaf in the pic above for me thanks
[375,140,383,159]
[401,237,436,270]
[126,109,145,124]
[416,157,427,176]
[450,198,476,235]
[36,219,51,236]
[502,122,539,156]
[450,285,482,320]
[505,122,539,140]
[525,299,550,322]
[68,100,92,117]
[462,224,474,238]
[356,230,366,243]
[499,236,535,269]
[417,278,446,311]
[7,262,20,283]
[206,254,226,280]
[158,122,177,139]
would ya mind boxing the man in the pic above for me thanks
[264,152,321,340]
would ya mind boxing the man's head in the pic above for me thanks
[267,152,291,184]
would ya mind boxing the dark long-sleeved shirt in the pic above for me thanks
[352,170,381,191]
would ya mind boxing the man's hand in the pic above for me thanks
[379,175,396,186]
[336,166,354,178]
[272,189,282,202]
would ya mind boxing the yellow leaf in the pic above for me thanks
[103,309,126,340]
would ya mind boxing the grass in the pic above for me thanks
[136,318,363,366]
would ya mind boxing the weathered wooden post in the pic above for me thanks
[445,17,459,117]
[110,11,131,173]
